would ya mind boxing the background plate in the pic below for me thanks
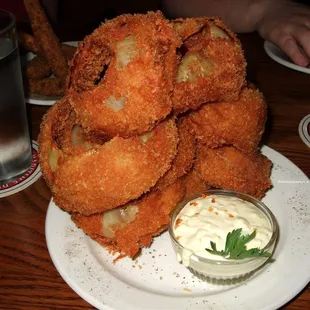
[22,41,78,106]
[299,114,310,148]
[264,41,310,74]
[0,140,41,197]
[46,146,310,310]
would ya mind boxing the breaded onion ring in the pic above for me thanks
[72,178,185,259]
[181,168,209,197]
[39,98,108,189]
[184,85,267,154]
[67,12,180,138]
[172,17,246,114]
[38,98,72,188]
[42,99,103,157]
[154,119,196,190]
[39,101,179,214]
[195,145,272,199]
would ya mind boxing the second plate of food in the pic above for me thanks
[264,41,310,74]
[22,41,78,106]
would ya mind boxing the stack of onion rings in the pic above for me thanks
[38,12,272,260]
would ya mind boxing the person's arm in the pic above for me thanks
[162,0,310,67]
[163,0,272,32]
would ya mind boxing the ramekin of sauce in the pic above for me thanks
[169,190,278,284]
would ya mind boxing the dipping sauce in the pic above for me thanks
[173,194,272,266]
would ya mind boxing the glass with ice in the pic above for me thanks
[0,10,32,184]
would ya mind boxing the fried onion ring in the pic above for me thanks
[184,85,267,154]
[67,12,180,138]
[195,145,272,199]
[38,98,72,188]
[181,168,209,196]
[39,99,179,214]
[72,178,185,259]
[172,17,246,114]
[154,119,196,190]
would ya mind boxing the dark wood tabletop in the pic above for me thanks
[0,31,309,309]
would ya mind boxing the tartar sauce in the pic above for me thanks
[174,194,272,266]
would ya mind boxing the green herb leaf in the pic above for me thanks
[206,241,226,256]
[205,228,272,260]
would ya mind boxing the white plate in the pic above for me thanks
[22,41,78,106]
[45,146,310,310]
[299,114,310,148]
[264,41,310,74]
[0,140,42,198]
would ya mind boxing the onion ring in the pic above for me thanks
[181,168,209,197]
[172,17,246,114]
[67,11,180,138]
[195,145,272,199]
[184,85,267,154]
[71,178,185,259]
[39,98,179,214]
[154,119,196,190]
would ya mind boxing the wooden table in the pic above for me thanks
[0,32,309,309]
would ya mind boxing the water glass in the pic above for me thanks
[0,9,32,184]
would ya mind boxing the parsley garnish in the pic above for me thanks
[205,228,271,259]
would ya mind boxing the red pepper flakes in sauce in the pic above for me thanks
[175,218,182,228]
[190,201,198,206]
[211,198,216,203]
[208,206,214,212]
[228,213,234,218]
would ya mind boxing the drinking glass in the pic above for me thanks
[0,9,32,184]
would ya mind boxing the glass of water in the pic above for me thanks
[0,9,32,184]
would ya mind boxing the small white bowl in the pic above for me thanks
[169,189,279,284]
